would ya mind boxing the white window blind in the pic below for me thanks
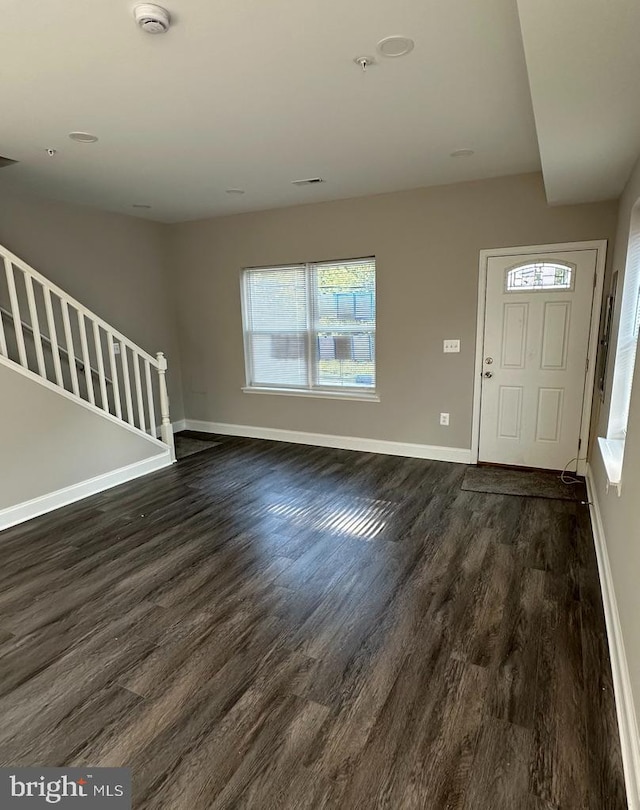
[242,258,376,395]
[608,223,640,439]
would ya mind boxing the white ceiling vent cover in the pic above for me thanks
[134,4,171,34]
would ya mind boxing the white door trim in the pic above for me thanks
[471,240,607,475]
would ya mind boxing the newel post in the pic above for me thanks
[156,352,176,461]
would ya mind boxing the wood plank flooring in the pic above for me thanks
[0,433,627,809]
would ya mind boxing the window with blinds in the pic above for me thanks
[241,258,376,396]
[608,222,640,440]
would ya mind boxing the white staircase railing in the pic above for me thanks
[0,243,175,460]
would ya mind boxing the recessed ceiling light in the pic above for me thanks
[132,203,152,209]
[226,188,245,194]
[69,132,98,143]
[450,148,475,158]
[377,36,415,58]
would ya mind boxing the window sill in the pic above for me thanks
[597,437,624,496]
[242,386,380,402]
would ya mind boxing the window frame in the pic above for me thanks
[240,257,379,402]
[599,205,640,493]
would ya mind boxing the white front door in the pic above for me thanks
[478,249,597,471]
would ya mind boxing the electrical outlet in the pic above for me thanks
[440,412,450,426]
[443,339,460,353]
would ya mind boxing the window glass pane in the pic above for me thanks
[244,266,308,387]
[313,259,376,389]
[608,219,640,439]
[242,258,376,394]
[315,331,375,388]
[506,262,573,291]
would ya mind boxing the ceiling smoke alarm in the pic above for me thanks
[134,4,171,34]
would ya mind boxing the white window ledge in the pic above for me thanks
[597,437,624,495]
[242,386,380,402]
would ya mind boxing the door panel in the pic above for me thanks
[540,302,570,369]
[478,249,597,471]
[497,386,523,439]
[535,387,564,442]
[501,304,528,367]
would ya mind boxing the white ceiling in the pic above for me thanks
[0,0,540,221]
[0,0,637,221]
[517,0,640,205]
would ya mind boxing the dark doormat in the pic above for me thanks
[174,435,220,460]
[461,465,586,501]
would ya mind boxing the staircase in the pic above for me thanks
[0,241,175,474]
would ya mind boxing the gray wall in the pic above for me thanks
[591,156,640,726]
[0,362,166,511]
[168,172,617,448]
[0,189,184,420]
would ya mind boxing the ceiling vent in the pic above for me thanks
[291,177,324,186]
[134,4,171,34]
[0,155,18,169]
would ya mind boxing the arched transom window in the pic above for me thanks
[506,261,573,291]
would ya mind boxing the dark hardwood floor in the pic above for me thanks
[0,433,627,809]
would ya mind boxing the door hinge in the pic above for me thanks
[594,273,597,289]
[578,438,582,450]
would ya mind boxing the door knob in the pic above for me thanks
[484,371,493,378]
[485,357,493,364]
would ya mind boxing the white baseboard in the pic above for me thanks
[586,465,640,810]
[183,419,472,464]
[0,451,173,532]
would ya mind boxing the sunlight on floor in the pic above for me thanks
[266,496,396,540]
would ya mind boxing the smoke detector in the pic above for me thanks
[134,4,171,34]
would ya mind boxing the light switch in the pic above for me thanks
[443,339,460,353]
